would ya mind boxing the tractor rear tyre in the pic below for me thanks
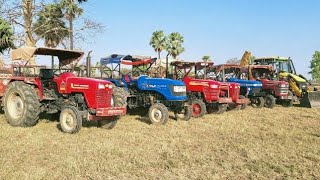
[98,117,118,129]
[190,99,206,118]
[207,104,227,114]
[112,86,128,107]
[264,95,276,108]
[251,97,265,108]
[174,105,192,121]
[148,103,169,125]
[3,81,40,127]
[98,86,127,129]
[59,106,82,134]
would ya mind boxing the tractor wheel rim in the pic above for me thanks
[7,92,24,119]
[62,111,75,131]
[192,103,201,116]
[151,108,162,122]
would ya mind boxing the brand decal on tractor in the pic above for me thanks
[71,83,89,89]
[189,81,209,86]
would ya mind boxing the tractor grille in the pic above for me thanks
[205,88,219,99]
[279,87,289,94]
[96,89,111,107]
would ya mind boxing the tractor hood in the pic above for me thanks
[227,78,262,87]
[260,79,288,86]
[183,77,220,86]
[137,75,187,101]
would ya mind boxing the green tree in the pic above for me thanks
[149,30,166,60]
[226,57,240,64]
[60,0,86,49]
[34,3,68,48]
[309,51,320,80]
[165,32,185,59]
[0,17,14,53]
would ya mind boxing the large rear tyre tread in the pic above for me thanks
[3,81,40,127]
[98,117,118,129]
[207,104,227,114]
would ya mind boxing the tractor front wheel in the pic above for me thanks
[239,95,248,110]
[59,106,82,134]
[3,81,40,127]
[148,103,169,125]
[251,97,265,108]
[264,95,276,108]
[174,105,192,121]
[282,100,293,107]
[190,99,206,118]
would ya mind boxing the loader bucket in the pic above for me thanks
[300,91,320,108]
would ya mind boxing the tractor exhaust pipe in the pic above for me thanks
[86,50,93,77]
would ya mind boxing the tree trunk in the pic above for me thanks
[166,54,169,78]
[23,0,36,64]
[157,51,161,60]
[69,17,74,50]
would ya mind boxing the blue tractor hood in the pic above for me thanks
[137,75,187,101]
[227,78,262,87]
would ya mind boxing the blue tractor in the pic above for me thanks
[210,64,267,108]
[98,54,192,124]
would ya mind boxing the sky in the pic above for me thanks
[64,0,320,78]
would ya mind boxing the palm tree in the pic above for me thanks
[34,3,69,48]
[0,17,14,53]
[202,55,211,79]
[164,32,185,77]
[60,0,86,49]
[165,32,185,59]
[149,30,166,60]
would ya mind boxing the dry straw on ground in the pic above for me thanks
[0,106,320,179]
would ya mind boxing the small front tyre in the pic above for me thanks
[59,106,82,134]
[264,95,276,108]
[174,105,192,121]
[148,103,169,125]
[190,99,206,118]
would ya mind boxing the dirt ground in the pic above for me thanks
[0,106,320,180]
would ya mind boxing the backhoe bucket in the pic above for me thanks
[300,91,320,108]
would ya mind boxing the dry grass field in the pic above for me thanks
[0,106,320,179]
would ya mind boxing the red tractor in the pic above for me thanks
[170,61,247,117]
[244,65,293,107]
[0,47,127,133]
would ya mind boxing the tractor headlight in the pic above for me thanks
[173,86,186,92]
[98,83,105,89]
[210,84,219,89]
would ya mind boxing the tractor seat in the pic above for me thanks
[39,69,54,80]
[122,74,135,86]
[39,69,55,88]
